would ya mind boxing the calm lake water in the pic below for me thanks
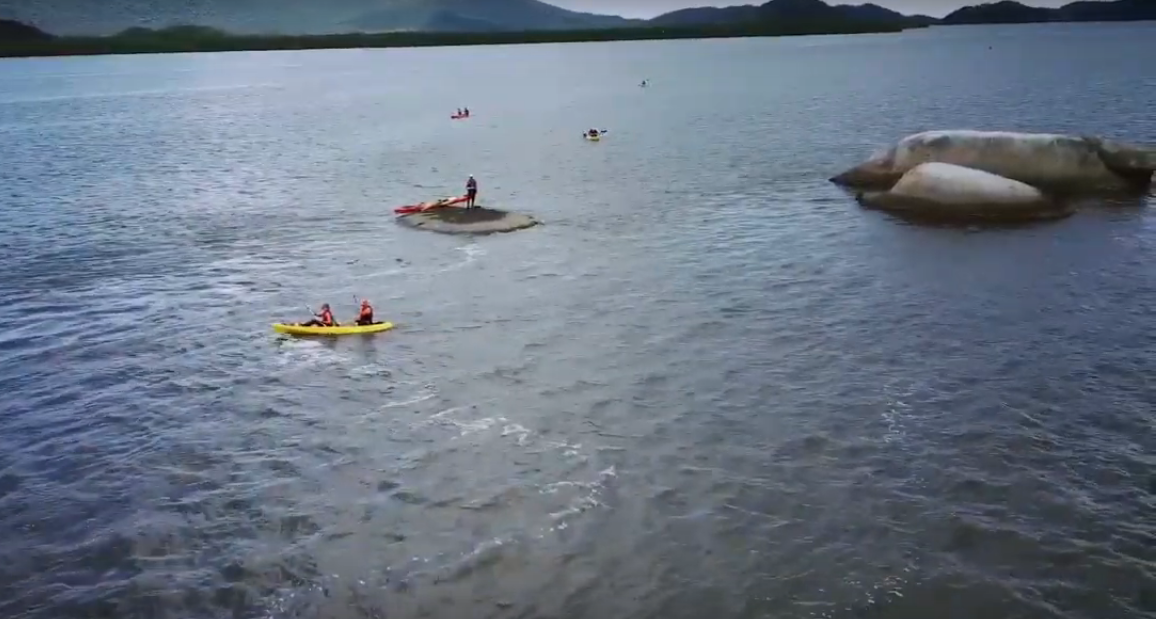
[1,21,1154,619]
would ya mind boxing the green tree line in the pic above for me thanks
[0,21,917,58]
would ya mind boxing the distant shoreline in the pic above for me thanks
[0,22,918,60]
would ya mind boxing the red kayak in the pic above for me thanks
[394,195,468,215]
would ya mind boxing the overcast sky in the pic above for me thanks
[549,0,1068,18]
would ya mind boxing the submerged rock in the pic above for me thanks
[396,207,539,235]
[856,162,1073,223]
[831,130,1156,195]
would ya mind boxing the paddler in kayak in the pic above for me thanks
[300,303,336,327]
[355,299,376,325]
[587,128,600,138]
[465,175,478,209]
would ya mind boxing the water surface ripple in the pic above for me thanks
[1,22,1154,619]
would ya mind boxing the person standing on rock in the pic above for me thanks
[465,175,478,209]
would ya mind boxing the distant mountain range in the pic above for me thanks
[940,0,1155,24]
[0,0,641,36]
[0,0,1150,38]
[347,0,639,32]
[649,0,936,28]
[0,18,53,41]
[649,0,1152,28]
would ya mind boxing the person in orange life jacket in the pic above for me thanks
[355,299,375,325]
[465,175,478,209]
[301,303,335,327]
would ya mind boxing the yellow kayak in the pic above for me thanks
[273,321,395,336]
[584,133,601,141]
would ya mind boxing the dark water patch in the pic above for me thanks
[2,24,1156,619]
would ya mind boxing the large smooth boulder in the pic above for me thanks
[831,130,1156,194]
[856,162,1072,222]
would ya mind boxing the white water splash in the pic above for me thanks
[380,390,436,409]
[880,380,916,446]
[501,422,532,446]
[542,465,617,521]
[429,243,488,274]
[274,340,349,368]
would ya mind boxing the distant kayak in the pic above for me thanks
[394,195,468,215]
[584,133,601,141]
[273,321,395,336]
[451,114,470,120]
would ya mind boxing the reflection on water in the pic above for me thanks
[0,21,1155,619]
